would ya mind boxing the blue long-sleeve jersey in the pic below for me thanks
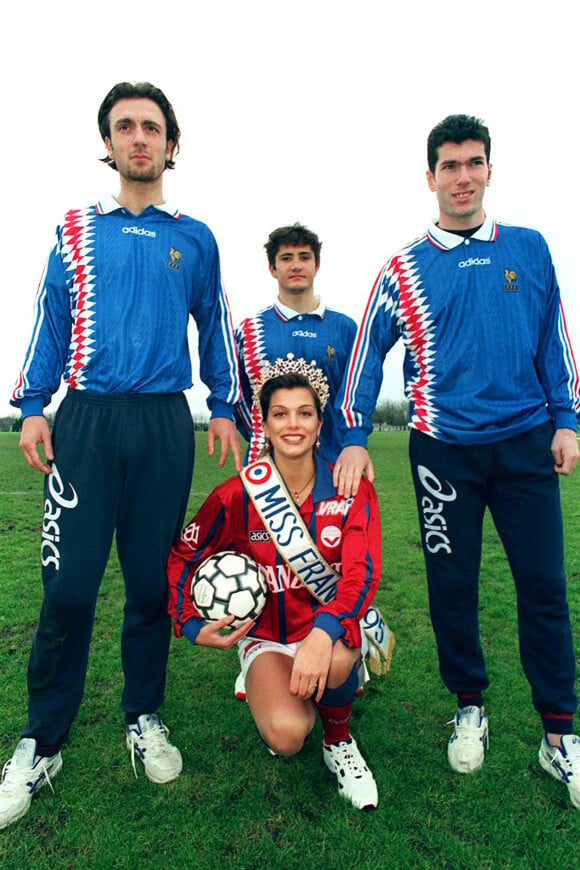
[234,301,357,463]
[340,216,579,445]
[11,196,240,418]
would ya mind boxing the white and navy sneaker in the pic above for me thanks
[539,734,580,809]
[448,705,489,773]
[323,738,378,810]
[0,738,62,829]
[234,672,246,701]
[126,714,182,784]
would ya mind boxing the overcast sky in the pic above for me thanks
[1,0,578,419]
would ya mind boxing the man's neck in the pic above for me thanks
[437,208,486,234]
[277,290,319,314]
[441,223,483,239]
[116,179,165,216]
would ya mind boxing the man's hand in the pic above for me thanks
[19,416,54,474]
[207,417,243,472]
[195,615,255,648]
[551,428,579,476]
[333,445,374,498]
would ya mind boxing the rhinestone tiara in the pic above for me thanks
[253,353,330,411]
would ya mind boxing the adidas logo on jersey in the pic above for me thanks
[122,226,157,237]
[458,257,491,268]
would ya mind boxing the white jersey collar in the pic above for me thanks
[274,297,326,320]
[95,194,181,218]
[427,214,497,250]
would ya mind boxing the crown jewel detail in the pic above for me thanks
[254,353,330,411]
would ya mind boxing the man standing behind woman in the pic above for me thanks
[235,222,357,465]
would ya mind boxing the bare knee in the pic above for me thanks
[327,644,361,689]
[260,709,315,756]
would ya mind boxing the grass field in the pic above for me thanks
[0,430,579,869]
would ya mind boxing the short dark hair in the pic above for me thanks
[97,81,181,171]
[265,223,322,268]
[427,114,491,173]
[259,373,322,421]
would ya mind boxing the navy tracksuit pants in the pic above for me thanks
[23,390,195,749]
[409,422,577,733]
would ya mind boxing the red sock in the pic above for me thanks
[315,700,353,745]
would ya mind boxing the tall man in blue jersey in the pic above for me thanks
[232,223,357,698]
[1,81,242,830]
[334,114,580,808]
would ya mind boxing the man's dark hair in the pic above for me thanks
[259,373,322,422]
[98,81,181,171]
[427,114,491,173]
[265,223,322,268]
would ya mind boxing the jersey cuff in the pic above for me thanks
[342,428,369,448]
[312,612,345,643]
[208,400,236,421]
[181,617,205,645]
[19,397,46,419]
[553,410,578,431]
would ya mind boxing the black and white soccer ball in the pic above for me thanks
[191,550,268,628]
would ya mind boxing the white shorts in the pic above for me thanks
[237,637,300,680]
[237,632,368,682]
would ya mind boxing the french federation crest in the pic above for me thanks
[324,344,337,366]
[503,267,518,292]
[166,246,182,271]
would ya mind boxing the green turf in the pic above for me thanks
[0,430,579,869]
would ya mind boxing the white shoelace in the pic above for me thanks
[128,720,171,779]
[447,712,489,749]
[1,756,57,794]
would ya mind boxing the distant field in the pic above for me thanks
[0,430,579,869]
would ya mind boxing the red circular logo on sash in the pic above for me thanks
[244,462,272,485]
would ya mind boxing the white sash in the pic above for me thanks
[240,457,394,675]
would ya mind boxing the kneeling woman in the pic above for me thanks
[167,358,382,810]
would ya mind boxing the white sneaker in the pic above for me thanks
[447,706,489,773]
[234,672,246,701]
[323,738,378,810]
[0,738,62,830]
[539,734,580,809]
[126,714,182,784]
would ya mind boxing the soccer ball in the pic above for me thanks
[191,551,268,628]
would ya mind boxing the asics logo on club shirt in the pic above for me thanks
[122,226,156,237]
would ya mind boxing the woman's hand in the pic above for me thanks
[289,628,333,702]
[195,615,255,648]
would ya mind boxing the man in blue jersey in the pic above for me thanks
[235,223,357,465]
[232,223,357,699]
[334,114,580,808]
[0,81,242,829]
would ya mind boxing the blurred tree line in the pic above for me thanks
[371,399,409,430]
[0,413,210,433]
[2,405,407,434]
